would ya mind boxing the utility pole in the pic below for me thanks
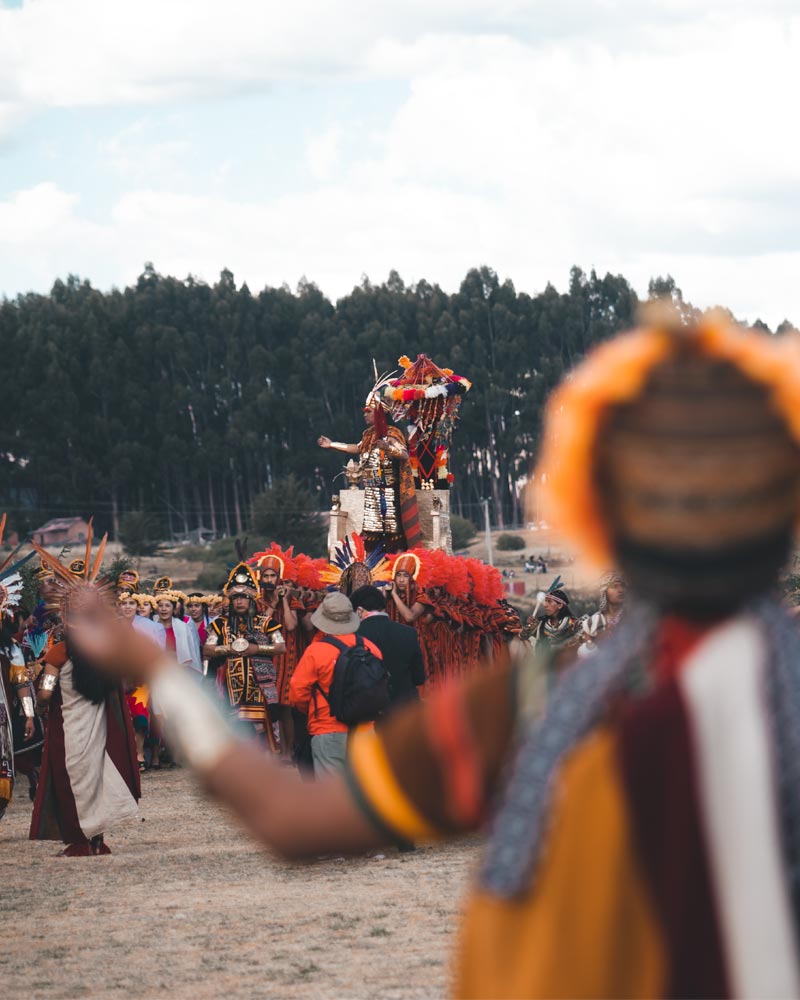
[481,497,493,566]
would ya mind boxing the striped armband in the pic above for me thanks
[345,726,440,844]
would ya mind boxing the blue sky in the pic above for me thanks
[2,0,800,326]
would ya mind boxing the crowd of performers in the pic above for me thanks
[119,537,531,762]
[0,516,628,860]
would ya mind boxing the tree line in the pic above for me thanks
[0,263,788,546]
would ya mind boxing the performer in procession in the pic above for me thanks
[153,589,202,673]
[386,553,429,626]
[250,546,307,759]
[578,571,626,656]
[0,570,42,815]
[29,533,141,856]
[521,580,581,662]
[184,592,211,647]
[115,569,140,595]
[136,593,157,619]
[317,372,421,553]
[69,312,800,994]
[203,562,286,749]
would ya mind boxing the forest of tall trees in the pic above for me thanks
[0,263,786,542]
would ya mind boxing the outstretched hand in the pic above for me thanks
[66,589,168,683]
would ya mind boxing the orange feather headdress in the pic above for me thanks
[538,311,800,567]
[29,517,110,613]
[249,542,298,583]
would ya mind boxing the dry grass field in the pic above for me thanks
[1,767,481,999]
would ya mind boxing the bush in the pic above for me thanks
[450,514,478,551]
[496,533,525,551]
[251,474,327,557]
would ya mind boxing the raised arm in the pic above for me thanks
[317,436,360,455]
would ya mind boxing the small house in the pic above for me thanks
[32,517,91,547]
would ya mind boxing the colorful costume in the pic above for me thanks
[30,641,140,854]
[205,563,284,740]
[29,528,140,854]
[250,545,307,704]
[358,370,421,551]
[358,424,419,551]
[0,521,44,816]
[382,353,471,491]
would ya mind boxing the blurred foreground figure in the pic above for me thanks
[69,315,800,996]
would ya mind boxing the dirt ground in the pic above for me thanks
[0,768,481,999]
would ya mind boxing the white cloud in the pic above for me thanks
[3,3,800,326]
[305,125,343,181]
[99,120,189,182]
[1,0,796,116]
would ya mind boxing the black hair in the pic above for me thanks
[349,585,386,613]
[547,589,572,619]
[229,596,256,634]
[66,637,118,705]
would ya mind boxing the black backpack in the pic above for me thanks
[317,635,389,726]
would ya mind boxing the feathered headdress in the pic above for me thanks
[436,552,471,599]
[22,601,50,658]
[319,533,392,588]
[0,514,36,617]
[364,361,396,439]
[248,542,297,583]
[29,517,110,615]
[294,553,324,590]
[463,557,504,606]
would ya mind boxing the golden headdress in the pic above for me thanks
[223,562,259,599]
[117,569,140,592]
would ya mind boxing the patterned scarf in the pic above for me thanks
[480,596,800,932]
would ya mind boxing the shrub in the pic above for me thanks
[251,475,327,557]
[450,514,478,551]
[496,533,525,551]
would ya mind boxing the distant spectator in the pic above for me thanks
[350,586,425,710]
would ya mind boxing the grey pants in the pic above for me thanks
[311,732,348,777]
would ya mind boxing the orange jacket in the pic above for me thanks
[288,632,382,735]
